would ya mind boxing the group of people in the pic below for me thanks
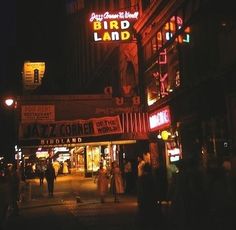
[95,161,125,203]
[36,160,69,186]
[95,155,151,204]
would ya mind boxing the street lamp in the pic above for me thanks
[4,97,17,109]
[1,96,19,166]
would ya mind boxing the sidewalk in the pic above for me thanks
[4,174,141,230]
[3,174,171,230]
[17,173,139,217]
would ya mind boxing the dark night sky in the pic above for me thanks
[0,1,16,94]
[0,0,66,160]
[0,1,16,160]
[0,0,67,95]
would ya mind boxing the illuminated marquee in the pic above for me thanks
[89,11,139,42]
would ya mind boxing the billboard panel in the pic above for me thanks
[22,62,45,91]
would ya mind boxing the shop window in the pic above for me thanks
[86,146,101,173]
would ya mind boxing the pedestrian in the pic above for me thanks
[6,164,20,216]
[135,153,160,229]
[62,161,69,174]
[124,159,133,194]
[0,165,10,229]
[94,164,109,203]
[110,161,124,203]
[37,163,45,186]
[45,162,56,197]
[155,161,168,205]
[136,154,145,207]
[52,160,60,178]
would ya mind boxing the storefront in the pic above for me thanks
[147,105,182,188]
[132,1,236,189]
[17,95,149,177]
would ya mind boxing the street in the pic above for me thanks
[3,173,156,230]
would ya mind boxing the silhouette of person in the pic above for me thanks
[124,159,133,193]
[45,162,56,197]
[6,164,20,216]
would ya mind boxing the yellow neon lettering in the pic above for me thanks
[109,20,119,29]
[93,21,102,30]
[103,32,111,41]
[121,31,130,40]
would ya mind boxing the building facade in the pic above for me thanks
[134,0,236,184]
[14,0,236,180]
[17,94,148,176]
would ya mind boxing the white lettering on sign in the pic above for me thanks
[89,11,139,22]
[21,105,55,123]
[149,106,171,130]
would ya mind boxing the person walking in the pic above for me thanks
[94,164,109,203]
[45,162,56,197]
[37,163,45,186]
[110,161,124,203]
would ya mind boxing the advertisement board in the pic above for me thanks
[22,62,45,90]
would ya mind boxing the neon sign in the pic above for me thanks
[149,106,171,131]
[89,11,139,42]
[153,72,169,97]
[164,16,190,43]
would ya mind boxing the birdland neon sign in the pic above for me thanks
[89,11,139,42]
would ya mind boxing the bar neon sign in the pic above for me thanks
[149,106,171,131]
[89,11,139,42]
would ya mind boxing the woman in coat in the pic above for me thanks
[110,161,124,203]
[95,164,109,203]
